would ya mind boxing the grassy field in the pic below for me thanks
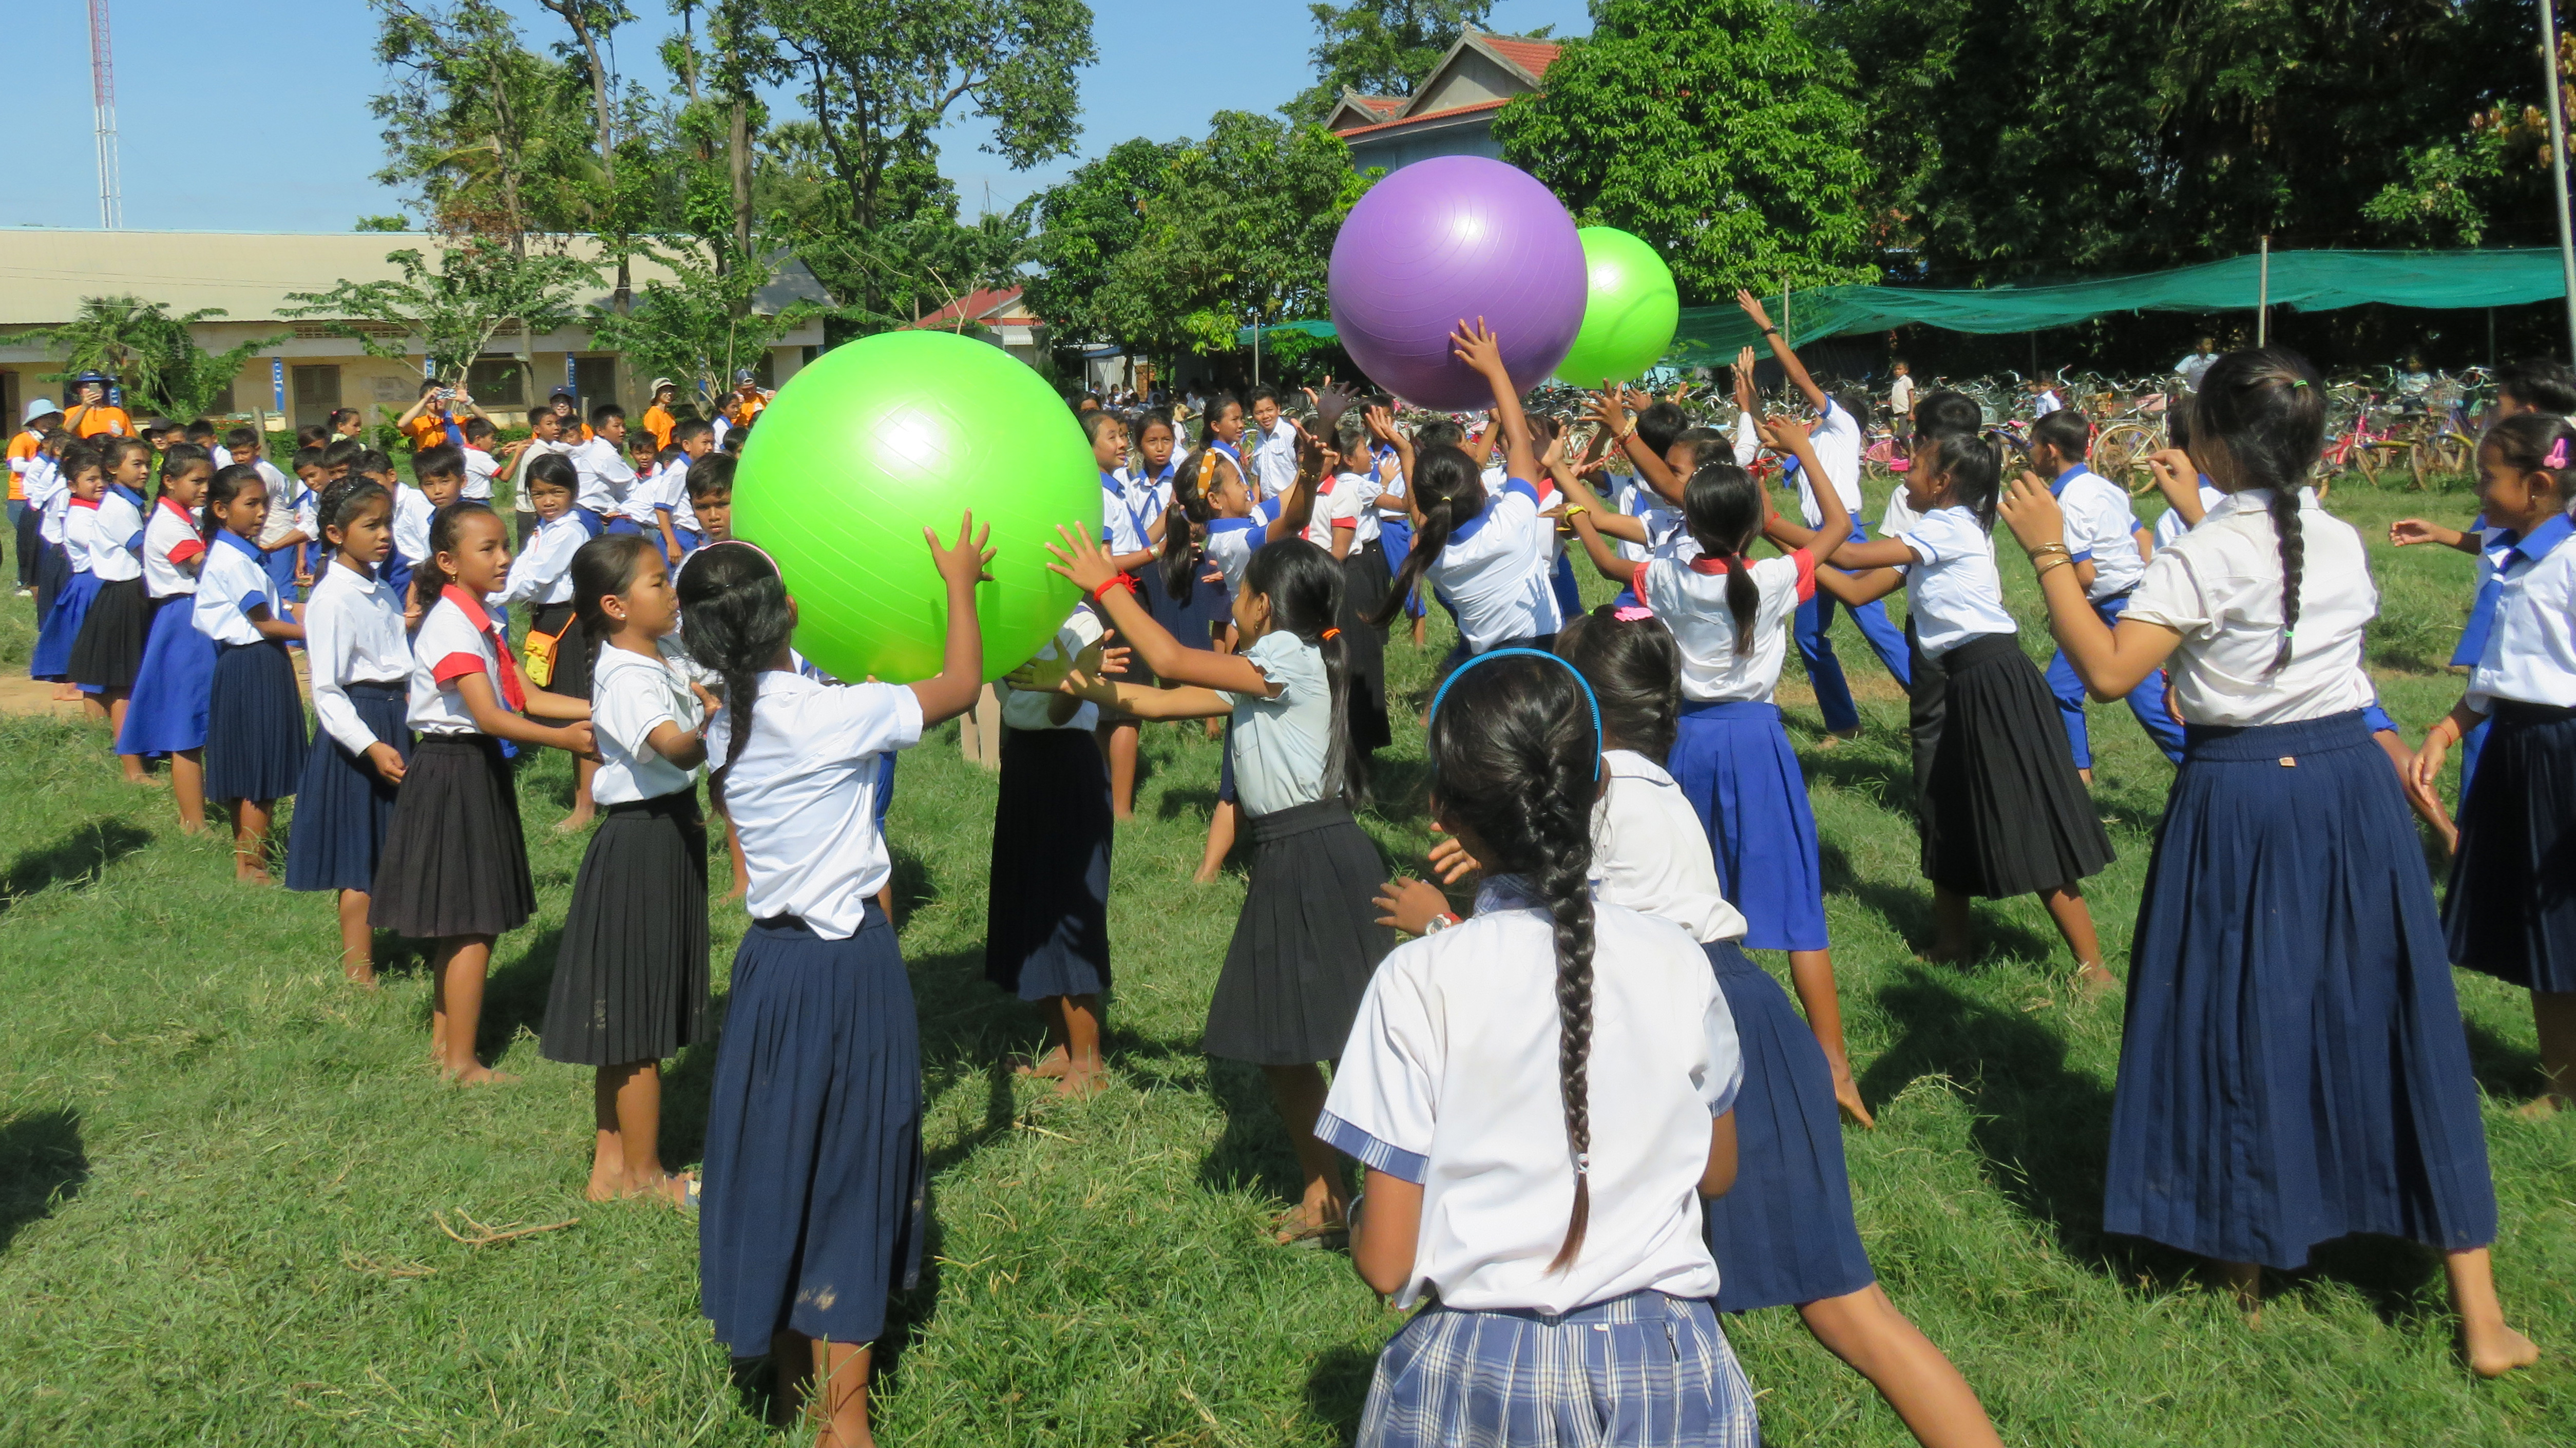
[0,474,2571,1447]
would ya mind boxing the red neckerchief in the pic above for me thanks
[441,584,527,712]
[1686,555,1736,575]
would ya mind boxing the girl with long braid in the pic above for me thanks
[1999,347,2536,1376]
[681,523,991,1448]
[1322,649,1757,1445]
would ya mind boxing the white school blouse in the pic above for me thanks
[390,485,435,567]
[1251,417,1299,502]
[305,559,412,755]
[90,484,146,583]
[1214,630,1331,817]
[192,530,276,646]
[1794,399,1867,528]
[2151,479,2227,549]
[28,455,67,544]
[2121,488,2376,727]
[1897,506,2018,657]
[62,497,100,574]
[2051,466,2148,600]
[1303,471,1377,550]
[590,642,704,804]
[1636,549,1816,703]
[1204,507,1273,597]
[1318,877,1742,1313]
[1100,470,1151,556]
[141,498,205,599]
[999,607,1104,733]
[2468,512,2576,711]
[710,673,924,939]
[407,588,521,735]
[651,457,699,534]
[1594,751,1749,944]
[495,513,586,607]
[1428,477,1558,651]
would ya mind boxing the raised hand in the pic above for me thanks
[1448,317,1508,380]
[925,512,995,586]
[1042,522,1122,596]
[1736,289,1776,333]
[1997,471,2067,554]
[1373,877,1456,936]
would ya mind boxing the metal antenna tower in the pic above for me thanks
[89,0,121,228]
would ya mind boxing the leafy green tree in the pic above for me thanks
[285,240,602,383]
[582,243,817,410]
[1023,138,1182,349]
[1285,1,1494,122]
[1491,0,1876,300]
[368,0,600,250]
[35,297,288,422]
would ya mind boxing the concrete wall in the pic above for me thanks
[1347,113,1506,174]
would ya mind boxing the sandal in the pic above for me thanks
[1271,1205,1349,1248]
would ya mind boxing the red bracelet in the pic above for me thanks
[1091,572,1137,602]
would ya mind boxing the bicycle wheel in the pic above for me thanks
[2096,422,2155,493]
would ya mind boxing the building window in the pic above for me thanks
[573,355,619,411]
[211,383,236,414]
[467,357,528,406]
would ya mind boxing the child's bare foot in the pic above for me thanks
[1011,1046,1070,1080]
[2465,1323,2541,1378]
[622,1171,700,1211]
[1270,1200,1348,1247]
[235,864,274,886]
[2512,1093,2566,1121]
[443,1063,519,1087]
[2076,961,2122,998]
[552,807,596,835]
[1053,1063,1110,1099]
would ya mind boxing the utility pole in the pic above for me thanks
[2544,0,2576,363]
[88,0,121,228]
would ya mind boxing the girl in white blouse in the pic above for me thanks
[2000,347,2533,1378]
[192,465,310,885]
[1038,526,1389,1247]
[541,534,717,1208]
[282,479,413,983]
[1324,649,1754,1446]
[2414,411,2576,1122]
[70,437,156,778]
[118,444,218,831]
[497,454,601,830]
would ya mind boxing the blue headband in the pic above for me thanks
[1426,647,1602,780]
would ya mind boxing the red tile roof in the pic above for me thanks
[1480,35,1561,80]
[902,285,1029,331]
[1333,97,1512,140]
[1348,94,1404,118]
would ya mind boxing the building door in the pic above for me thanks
[291,365,342,430]
[573,356,619,415]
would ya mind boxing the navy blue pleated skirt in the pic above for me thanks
[32,569,98,681]
[699,909,925,1355]
[1701,942,1876,1312]
[2106,710,2497,1268]
[985,728,1112,1001]
[2443,700,2576,993]
[1670,700,1829,953]
[1379,518,1425,620]
[118,595,217,755]
[284,683,411,893]
[205,640,308,803]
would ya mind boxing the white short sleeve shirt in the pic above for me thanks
[2151,480,2227,549]
[571,436,637,516]
[1214,629,1331,817]
[999,607,1105,732]
[2051,467,2148,600]
[1427,478,1557,651]
[2467,515,2576,711]
[590,643,704,804]
[407,588,519,735]
[90,485,146,582]
[142,498,205,599]
[391,485,435,566]
[708,674,925,939]
[304,559,412,755]
[463,447,499,501]
[2122,489,2377,727]
[1899,506,2018,657]
[1637,549,1816,703]
[1800,400,1865,528]
[1593,751,1748,944]
[191,530,277,646]
[1317,880,1741,1313]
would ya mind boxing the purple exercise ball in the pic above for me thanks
[1329,156,1588,412]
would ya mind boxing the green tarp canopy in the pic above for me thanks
[1234,248,2568,366]
[1666,248,2571,364]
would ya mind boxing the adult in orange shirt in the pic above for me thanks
[11,396,63,594]
[640,378,679,451]
[395,377,485,451]
[730,369,770,424]
[64,373,133,440]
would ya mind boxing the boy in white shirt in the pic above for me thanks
[2025,411,2184,776]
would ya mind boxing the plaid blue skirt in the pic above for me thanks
[1358,1290,1757,1448]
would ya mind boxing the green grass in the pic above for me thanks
[2,474,2572,1446]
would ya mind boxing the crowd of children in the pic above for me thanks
[3,326,2556,1445]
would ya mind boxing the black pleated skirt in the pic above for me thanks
[284,683,412,893]
[1913,633,2112,897]
[528,602,596,700]
[984,728,1112,1000]
[1203,799,1393,1065]
[541,791,711,1064]
[1700,942,1876,1311]
[699,910,924,1354]
[2107,710,2497,1267]
[69,575,149,690]
[204,640,308,803]
[2443,700,2576,992]
[369,734,535,939]
[1341,541,1391,755]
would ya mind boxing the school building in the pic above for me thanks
[1322,31,1562,173]
[0,230,832,431]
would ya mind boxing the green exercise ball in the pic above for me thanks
[732,330,1092,684]
[1554,227,1680,389]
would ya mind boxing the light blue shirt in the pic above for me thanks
[1216,629,1331,817]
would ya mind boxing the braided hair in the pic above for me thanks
[676,542,795,811]
[1677,460,1764,654]
[2191,348,2325,672]
[1426,654,1601,1274]
[316,477,392,566]
[1555,605,1680,765]
[1369,445,1484,630]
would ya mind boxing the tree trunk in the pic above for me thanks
[729,97,753,317]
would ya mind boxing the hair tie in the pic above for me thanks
[1612,604,1654,621]
[2288,378,2309,389]
[2548,437,2570,470]
[1427,647,1602,782]
[1321,627,1340,640]
[676,538,778,589]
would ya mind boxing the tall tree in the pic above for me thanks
[1023,138,1182,350]
[1285,1,1494,122]
[1491,0,1877,299]
[1817,0,2541,282]
[535,1,642,309]
[369,0,595,252]
[761,0,1096,316]
[286,240,602,385]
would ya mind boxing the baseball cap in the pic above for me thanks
[549,384,578,399]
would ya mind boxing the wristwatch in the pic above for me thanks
[1423,911,1461,935]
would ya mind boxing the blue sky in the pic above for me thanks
[0,0,1592,234]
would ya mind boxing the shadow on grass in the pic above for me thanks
[1799,745,1918,813]
[476,926,564,1064]
[1195,1057,1313,1210]
[0,818,152,913]
[1156,786,1218,823]
[2462,1017,2547,1103]
[0,1107,88,1252]
[1304,1342,1383,1442]
[1831,846,2062,968]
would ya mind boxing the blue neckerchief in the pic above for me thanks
[2049,465,2085,499]
[2506,510,2574,569]
[2454,520,2523,667]
[213,528,263,561]
[109,482,145,509]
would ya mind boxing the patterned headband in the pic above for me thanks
[675,538,779,591]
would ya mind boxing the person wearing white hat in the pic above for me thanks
[11,397,63,596]
[641,378,679,453]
